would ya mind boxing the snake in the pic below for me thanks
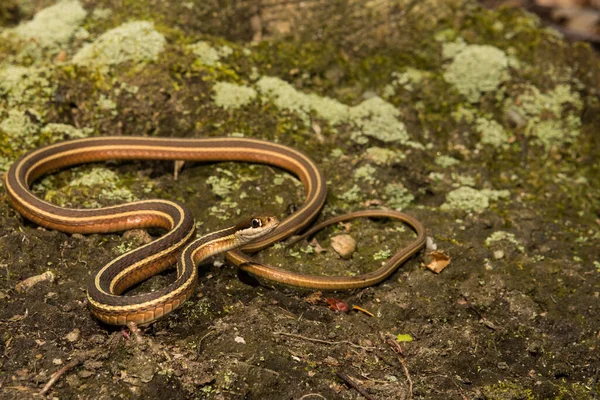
[4,136,426,325]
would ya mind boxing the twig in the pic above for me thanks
[40,350,97,396]
[126,321,145,345]
[273,331,375,350]
[383,334,413,399]
[336,371,376,400]
[298,394,327,400]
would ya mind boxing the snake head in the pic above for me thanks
[234,214,279,243]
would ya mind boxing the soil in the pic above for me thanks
[0,1,599,399]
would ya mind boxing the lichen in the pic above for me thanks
[0,65,55,109]
[213,82,257,110]
[383,184,414,210]
[188,41,232,67]
[505,84,583,150]
[441,186,510,213]
[434,155,459,168]
[485,231,525,253]
[255,76,410,144]
[353,164,377,184]
[476,117,509,148]
[443,42,509,103]
[364,147,404,165]
[72,21,166,66]
[0,109,40,153]
[348,96,409,144]
[40,123,91,140]
[7,0,87,48]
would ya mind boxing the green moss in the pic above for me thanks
[339,185,362,204]
[212,82,257,110]
[443,42,509,103]
[72,21,166,66]
[482,380,534,400]
[8,0,86,48]
[485,231,525,253]
[476,117,509,148]
[441,186,510,213]
[206,175,239,198]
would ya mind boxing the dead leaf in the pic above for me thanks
[304,291,323,305]
[426,251,451,274]
[326,298,350,313]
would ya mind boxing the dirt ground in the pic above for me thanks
[0,0,599,399]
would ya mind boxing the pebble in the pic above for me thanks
[493,250,505,260]
[65,328,80,342]
[330,235,356,259]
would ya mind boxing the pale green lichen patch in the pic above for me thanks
[382,68,429,97]
[0,66,55,109]
[339,185,362,203]
[434,155,459,168]
[255,76,348,126]
[40,123,91,140]
[72,21,166,66]
[0,109,40,152]
[349,96,409,144]
[441,186,510,213]
[476,117,510,148]
[7,0,87,48]
[353,164,377,184]
[206,175,240,198]
[188,41,233,67]
[364,147,405,165]
[255,76,410,144]
[443,42,509,103]
[212,82,257,109]
[505,84,583,150]
[36,167,137,208]
[383,183,414,210]
[485,231,525,253]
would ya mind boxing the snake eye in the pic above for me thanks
[251,218,261,228]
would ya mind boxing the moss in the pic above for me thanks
[206,175,239,198]
[39,123,91,141]
[485,231,525,253]
[443,42,509,103]
[481,380,534,400]
[441,186,510,214]
[339,185,362,204]
[72,21,166,66]
[7,0,86,48]
[476,117,509,148]
[212,82,257,110]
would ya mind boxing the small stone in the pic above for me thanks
[493,250,504,259]
[122,229,153,245]
[330,235,357,259]
[78,370,94,378]
[52,358,63,365]
[65,328,80,342]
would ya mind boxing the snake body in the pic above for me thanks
[5,136,425,325]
